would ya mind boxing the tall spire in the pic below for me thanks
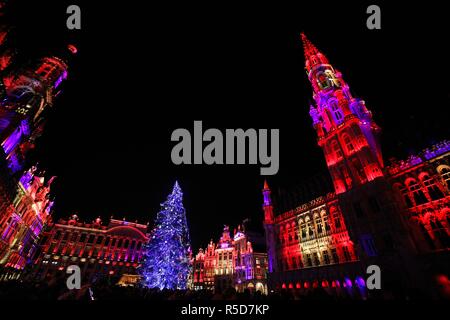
[262,180,271,206]
[301,32,319,61]
[302,34,384,194]
[262,180,273,224]
[300,32,329,75]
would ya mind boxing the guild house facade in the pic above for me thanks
[31,215,149,283]
[192,225,268,294]
[262,34,449,298]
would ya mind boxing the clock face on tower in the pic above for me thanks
[317,70,341,90]
[317,72,331,89]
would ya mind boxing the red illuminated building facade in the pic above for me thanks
[31,215,149,283]
[387,142,450,251]
[192,225,268,294]
[263,34,449,297]
[0,20,72,276]
[0,167,54,275]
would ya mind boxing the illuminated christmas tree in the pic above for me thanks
[140,181,192,290]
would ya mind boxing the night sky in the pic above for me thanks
[3,1,449,250]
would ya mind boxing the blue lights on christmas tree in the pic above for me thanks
[140,181,192,290]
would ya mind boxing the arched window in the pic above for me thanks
[305,254,312,267]
[321,210,330,232]
[307,217,314,238]
[315,215,323,234]
[395,183,413,208]
[342,246,351,261]
[352,158,367,183]
[285,223,291,243]
[299,219,307,239]
[330,207,342,229]
[291,222,298,241]
[332,140,343,161]
[313,252,320,266]
[342,133,354,153]
[406,179,428,205]
[420,173,444,201]
[291,222,296,242]
[438,166,450,190]
[322,250,330,264]
[330,100,344,123]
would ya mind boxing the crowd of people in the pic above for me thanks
[0,276,431,301]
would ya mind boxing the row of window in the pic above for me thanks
[279,246,353,271]
[50,230,143,250]
[217,251,233,261]
[278,208,344,245]
[397,172,447,208]
[326,128,360,162]
[46,242,142,262]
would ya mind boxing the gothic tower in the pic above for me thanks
[262,180,277,273]
[1,51,70,173]
[303,33,384,195]
[262,180,274,223]
[302,33,425,293]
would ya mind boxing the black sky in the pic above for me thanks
[3,1,449,250]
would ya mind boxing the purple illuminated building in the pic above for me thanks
[191,224,268,294]
[0,18,75,276]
